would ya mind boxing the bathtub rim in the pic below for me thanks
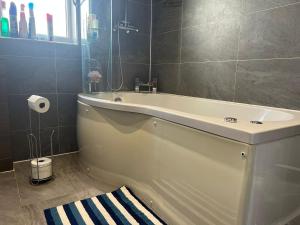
[78,92,300,145]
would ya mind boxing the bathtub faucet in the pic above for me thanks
[135,77,157,93]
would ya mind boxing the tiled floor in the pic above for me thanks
[0,153,113,225]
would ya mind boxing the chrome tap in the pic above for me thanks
[135,77,157,93]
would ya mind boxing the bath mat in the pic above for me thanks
[44,186,167,225]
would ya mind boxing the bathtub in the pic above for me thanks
[77,92,300,225]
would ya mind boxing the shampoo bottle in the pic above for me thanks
[0,1,9,37]
[19,4,28,38]
[28,2,36,39]
[9,2,18,37]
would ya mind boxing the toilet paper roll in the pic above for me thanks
[28,95,50,113]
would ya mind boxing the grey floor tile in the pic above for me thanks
[0,172,22,225]
[0,153,112,225]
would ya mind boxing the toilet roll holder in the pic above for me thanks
[27,107,55,185]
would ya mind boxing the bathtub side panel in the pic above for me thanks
[77,101,252,225]
[245,136,300,225]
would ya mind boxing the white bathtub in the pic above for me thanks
[77,92,300,225]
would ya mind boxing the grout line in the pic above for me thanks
[153,28,181,36]
[177,0,184,91]
[152,63,181,66]
[7,92,79,96]
[178,1,184,65]
[245,1,300,15]
[13,151,79,164]
[11,125,77,134]
[0,169,15,174]
[13,168,23,210]
[233,0,244,103]
[54,46,59,97]
[54,57,81,61]
[0,54,54,59]
[181,60,237,64]
[152,56,300,66]
[237,56,300,61]
[128,0,151,6]
[121,62,150,65]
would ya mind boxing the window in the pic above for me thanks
[8,0,77,42]
[80,0,89,40]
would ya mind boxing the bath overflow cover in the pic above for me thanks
[224,117,237,123]
[250,121,263,124]
[114,97,122,102]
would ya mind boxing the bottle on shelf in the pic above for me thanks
[28,2,36,39]
[9,1,18,38]
[0,0,2,37]
[87,14,99,41]
[0,1,9,37]
[46,13,53,41]
[19,4,28,38]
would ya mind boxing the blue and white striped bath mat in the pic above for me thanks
[44,186,167,225]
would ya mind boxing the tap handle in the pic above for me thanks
[152,77,158,88]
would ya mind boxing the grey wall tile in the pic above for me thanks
[0,77,8,104]
[112,0,151,34]
[11,128,59,161]
[244,0,300,13]
[0,38,81,165]
[58,94,78,127]
[153,0,182,34]
[55,44,81,60]
[152,31,181,64]
[30,94,58,129]
[130,0,151,5]
[127,1,151,34]
[0,135,11,159]
[239,4,300,59]
[182,0,242,28]
[114,32,150,64]
[8,95,30,131]
[0,103,10,135]
[10,130,29,161]
[152,0,300,111]
[57,59,82,93]
[113,62,149,91]
[8,94,58,131]
[235,59,300,109]
[179,62,236,101]
[59,126,78,154]
[0,39,55,58]
[181,20,239,62]
[35,127,59,156]
[1,56,56,95]
[152,64,180,93]
[0,158,13,172]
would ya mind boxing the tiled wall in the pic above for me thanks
[152,0,300,109]
[85,0,151,92]
[111,0,151,90]
[0,38,81,171]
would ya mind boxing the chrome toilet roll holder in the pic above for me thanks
[27,107,55,185]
